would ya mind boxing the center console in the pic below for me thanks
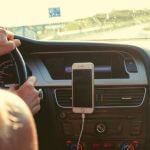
[54,86,147,150]
[29,49,148,150]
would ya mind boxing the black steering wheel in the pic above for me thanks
[10,47,28,86]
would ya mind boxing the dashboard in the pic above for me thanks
[27,50,147,87]
[3,36,150,150]
[0,54,18,86]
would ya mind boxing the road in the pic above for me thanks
[43,23,150,43]
[71,23,150,41]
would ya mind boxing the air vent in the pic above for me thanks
[95,88,145,107]
[55,87,146,108]
[55,89,72,107]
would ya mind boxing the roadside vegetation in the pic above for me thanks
[144,27,150,31]
[9,9,150,40]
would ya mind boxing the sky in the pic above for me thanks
[0,0,150,27]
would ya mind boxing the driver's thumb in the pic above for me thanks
[27,76,37,86]
[13,39,21,47]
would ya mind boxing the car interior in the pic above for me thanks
[1,35,150,150]
[1,0,150,150]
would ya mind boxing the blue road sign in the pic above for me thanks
[48,7,61,17]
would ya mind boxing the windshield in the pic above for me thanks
[1,0,150,42]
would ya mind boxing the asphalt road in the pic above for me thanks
[76,23,150,41]
[43,23,150,47]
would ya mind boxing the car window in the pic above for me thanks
[1,0,150,41]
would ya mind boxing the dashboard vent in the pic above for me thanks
[95,88,145,107]
[55,89,72,107]
[55,87,145,108]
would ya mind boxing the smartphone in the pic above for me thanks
[72,62,94,114]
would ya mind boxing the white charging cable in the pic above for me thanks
[77,113,85,150]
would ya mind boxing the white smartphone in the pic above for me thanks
[72,62,94,114]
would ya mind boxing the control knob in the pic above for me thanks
[96,123,106,134]
[59,111,67,119]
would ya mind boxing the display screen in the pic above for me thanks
[42,52,129,79]
[73,69,93,107]
[65,66,112,73]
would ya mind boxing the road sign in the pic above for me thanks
[48,7,61,17]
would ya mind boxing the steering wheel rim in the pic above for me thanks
[10,47,28,85]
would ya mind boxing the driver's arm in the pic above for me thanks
[0,27,41,115]
[0,89,38,150]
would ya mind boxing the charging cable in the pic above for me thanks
[76,113,85,150]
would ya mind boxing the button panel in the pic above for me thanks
[125,58,137,73]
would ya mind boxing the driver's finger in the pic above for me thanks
[3,40,16,53]
[0,28,13,40]
[32,104,41,115]
[13,39,21,47]
[7,31,14,41]
[31,97,41,109]
[0,43,15,56]
[2,39,21,53]
[18,76,37,94]
[0,26,7,30]
[0,28,7,35]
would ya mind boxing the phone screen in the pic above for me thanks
[73,69,93,108]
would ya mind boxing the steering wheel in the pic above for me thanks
[10,47,43,98]
[10,47,28,86]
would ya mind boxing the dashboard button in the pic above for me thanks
[59,111,67,119]
[125,59,137,73]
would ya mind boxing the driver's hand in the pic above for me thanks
[0,27,21,56]
[9,76,41,115]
